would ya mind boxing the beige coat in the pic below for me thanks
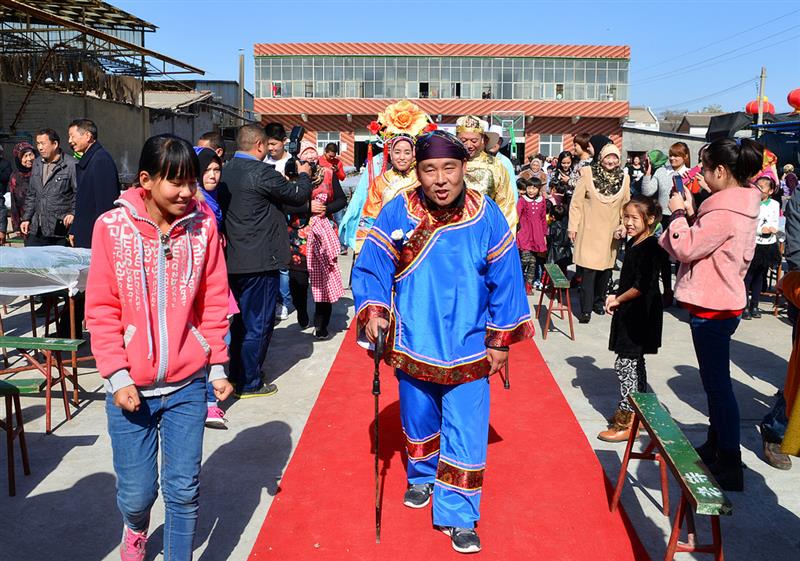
[568,167,631,271]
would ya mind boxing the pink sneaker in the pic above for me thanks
[205,405,228,429]
[120,526,147,561]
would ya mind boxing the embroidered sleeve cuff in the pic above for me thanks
[485,320,535,348]
[104,369,135,394]
[356,303,391,333]
[208,364,227,382]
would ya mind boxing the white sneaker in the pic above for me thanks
[275,305,289,321]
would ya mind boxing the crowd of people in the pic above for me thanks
[1,105,799,559]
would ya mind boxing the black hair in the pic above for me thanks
[516,178,529,191]
[324,142,338,154]
[199,131,225,156]
[36,128,60,145]
[529,176,544,188]
[69,118,98,141]
[625,194,662,227]
[755,176,777,192]
[138,134,200,185]
[263,122,286,141]
[550,203,567,221]
[237,124,266,150]
[556,150,573,170]
[701,138,764,187]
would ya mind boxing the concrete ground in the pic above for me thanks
[1,255,798,561]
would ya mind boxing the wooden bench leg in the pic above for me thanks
[565,287,575,341]
[656,452,670,516]
[664,494,688,561]
[29,297,38,338]
[610,414,641,512]
[55,351,79,407]
[0,314,8,369]
[55,352,72,425]
[14,394,30,478]
[542,291,555,341]
[5,395,14,496]
[536,271,550,319]
[711,515,724,561]
[44,350,53,434]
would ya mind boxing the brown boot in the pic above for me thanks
[598,410,634,442]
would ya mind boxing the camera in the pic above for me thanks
[284,125,317,178]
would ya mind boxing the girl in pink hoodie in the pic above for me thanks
[660,137,763,492]
[86,135,233,561]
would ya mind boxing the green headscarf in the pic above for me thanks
[647,149,667,172]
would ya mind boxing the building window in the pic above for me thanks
[317,131,340,154]
[539,134,563,158]
[419,82,429,98]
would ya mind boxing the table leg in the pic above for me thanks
[29,297,37,338]
[5,395,14,496]
[44,350,53,434]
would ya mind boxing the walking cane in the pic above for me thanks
[372,326,386,543]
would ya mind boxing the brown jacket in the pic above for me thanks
[568,167,630,271]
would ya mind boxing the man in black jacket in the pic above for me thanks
[219,124,312,397]
[68,119,120,249]
[20,128,77,247]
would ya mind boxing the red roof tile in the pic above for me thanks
[253,43,630,59]
[254,98,629,119]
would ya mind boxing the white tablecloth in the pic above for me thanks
[0,246,92,305]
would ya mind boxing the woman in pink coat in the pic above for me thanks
[660,137,763,492]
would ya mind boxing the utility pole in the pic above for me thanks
[239,50,245,125]
[757,66,767,130]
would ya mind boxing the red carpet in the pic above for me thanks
[249,327,649,560]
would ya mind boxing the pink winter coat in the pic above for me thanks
[86,188,230,392]
[660,186,760,311]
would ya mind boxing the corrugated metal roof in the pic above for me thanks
[144,90,213,111]
[254,43,630,59]
[254,98,629,119]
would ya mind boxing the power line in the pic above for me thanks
[651,77,758,111]
[631,7,800,80]
[631,27,799,86]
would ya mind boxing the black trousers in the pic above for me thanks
[579,267,611,315]
[288,270,333,332]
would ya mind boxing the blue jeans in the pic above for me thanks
[277,269,292,309]
[229,271,280,392]
[106,377,206,561]
[689,315,741,453]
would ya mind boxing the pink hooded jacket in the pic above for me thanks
[86,188,229,393]
[660,186,760,312]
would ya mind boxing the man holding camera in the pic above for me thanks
[220,124,312,397]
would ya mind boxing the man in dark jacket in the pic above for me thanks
[219,124,312,397]
[67,119,120,249]
[20,128,76,247]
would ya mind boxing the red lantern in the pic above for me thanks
[746,97,775,115]
[788,88,800,113]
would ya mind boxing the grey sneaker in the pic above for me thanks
[236,383,278,399]
[763,440,792,470]
[403,483,433,508]
[440,526,481,554]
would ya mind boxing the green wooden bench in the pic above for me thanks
[535,263,575,340]
[611,392,731,561]
[0,336,84,434]
[0,379,38,496]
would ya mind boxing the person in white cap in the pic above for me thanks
[456,116,516,230]
[487,124,518,203]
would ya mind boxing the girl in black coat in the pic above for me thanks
[599,195,663,442]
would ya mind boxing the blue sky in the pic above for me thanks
[117,0,800,114]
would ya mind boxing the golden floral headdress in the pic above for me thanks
[367,100,436,141]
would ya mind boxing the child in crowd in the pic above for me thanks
[660,137,763,491]
[517,177,548,293]
[599,196,663,441]
[194,146,239,429]
[546,196,573,277]
[743,176,781,319]
[86,135,233,561]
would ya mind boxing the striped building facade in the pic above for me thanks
[253,43,630,167]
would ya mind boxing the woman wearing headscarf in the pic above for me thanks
[569,141,631,323]
[9,141,36,233]
[284,142,347,338]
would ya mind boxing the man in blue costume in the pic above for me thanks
[352,130,533,554]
